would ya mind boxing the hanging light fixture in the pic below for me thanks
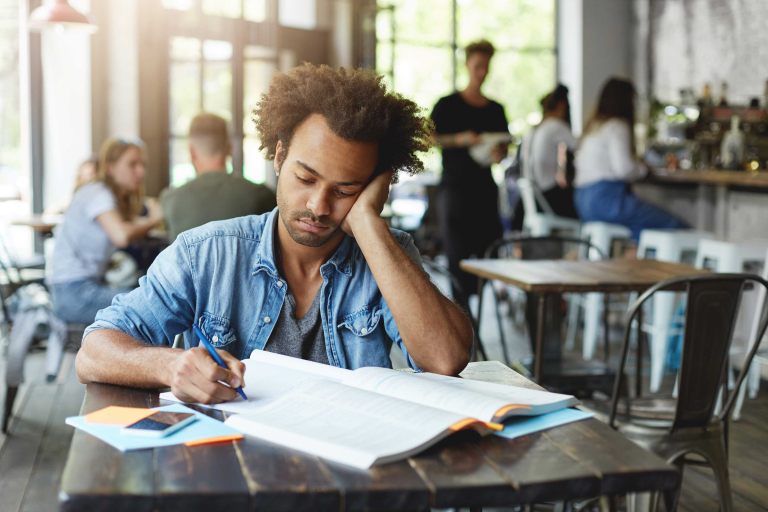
[28,0,98,34]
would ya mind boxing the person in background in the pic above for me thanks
[519,84,579,219]
[430,39,509,304]
[48,138,164,324]
[43,154,99,214]
[573,77,688,241]
[160,113,277,242]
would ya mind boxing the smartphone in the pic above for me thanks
[120,411,197,438]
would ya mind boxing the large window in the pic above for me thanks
[0,0,32,258]
[376,0,556,160]
[162,0,314,187]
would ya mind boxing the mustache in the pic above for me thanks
[291,210,333,227]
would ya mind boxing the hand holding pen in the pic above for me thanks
[166,326,247,405]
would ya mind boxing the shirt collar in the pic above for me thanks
[252,208,353,278]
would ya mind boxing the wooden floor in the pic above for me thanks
[1,328,768,511]
[0,349,85,512]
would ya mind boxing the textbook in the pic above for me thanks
[160,351,579,469]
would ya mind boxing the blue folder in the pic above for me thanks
[494,408,594,440]
[65,403,241,451]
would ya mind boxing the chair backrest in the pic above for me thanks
[516,178,555,216]
[610,273,768,431]
[485,235,606,262]
[421,256,467,304]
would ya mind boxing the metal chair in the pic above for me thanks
[479,235,607,366]
[421,256,486,361]
[516,178,582,237]
[606,273,768,512]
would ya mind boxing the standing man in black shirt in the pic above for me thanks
[430,39,509,305]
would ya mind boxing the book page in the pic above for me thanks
[344,367,578,421]
[343,367,510,422]
[159,351,351,414]
[224,379,471,469]
[413,372,579,415]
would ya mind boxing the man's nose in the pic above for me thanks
[306,189,331,218]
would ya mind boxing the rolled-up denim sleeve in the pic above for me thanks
[84,237,197,347]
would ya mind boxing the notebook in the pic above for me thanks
[163,351,579,469]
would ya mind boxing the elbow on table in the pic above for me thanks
[75,334,100,384]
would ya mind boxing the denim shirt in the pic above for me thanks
[85,208,424,371]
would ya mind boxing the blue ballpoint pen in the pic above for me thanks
[192,325,248,401]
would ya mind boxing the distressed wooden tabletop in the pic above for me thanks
[460,258,709,294]
[59,362,680,511]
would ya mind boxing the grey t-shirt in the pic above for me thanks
[49,182,117,285]
[263,229,329,364]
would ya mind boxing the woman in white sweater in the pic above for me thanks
[573,78,687,240]
[522,84,579,218]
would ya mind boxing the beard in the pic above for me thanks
[276,185,341,248]
[280,209,342,247]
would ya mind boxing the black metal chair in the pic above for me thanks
[605,273,768,512]
[421,256,486,361]
[478,235,607,366]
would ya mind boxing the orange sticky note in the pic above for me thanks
[184,434,243,447]
[84,406,156,426]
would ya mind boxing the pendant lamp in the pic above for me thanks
[28,0,98,34]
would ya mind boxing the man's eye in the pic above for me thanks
[336,190,354,198]
[297,176,313,184]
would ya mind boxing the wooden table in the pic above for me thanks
[11,214,63,234]
[460,259,710,384]
[60,362,680,511]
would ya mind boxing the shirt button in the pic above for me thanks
[361,328,368,335]
[212,335,219,343]
[277,281,283,288]
[264,317,271,324]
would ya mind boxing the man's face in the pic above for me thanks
[466,52,491,87]
[275,113,378,247]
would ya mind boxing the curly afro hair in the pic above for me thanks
[253,63,434,183]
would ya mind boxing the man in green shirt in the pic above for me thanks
[161,113,277,242]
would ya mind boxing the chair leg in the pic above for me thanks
[2,386,19,434]
[565,294,580,351]
[705,442,733,512]
[491,285,511,365]
[732,378,747,421]
[583,292,602,360]
[747,360,761,399]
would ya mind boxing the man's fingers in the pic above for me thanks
[189,372,239,403]
[219,350,246,388]
[192,348,234,384]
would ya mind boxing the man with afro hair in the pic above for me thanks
[76,64,474,404]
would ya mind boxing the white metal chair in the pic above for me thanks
[637,229,716,393]
[733,245,768,420]
[579,222,632,360]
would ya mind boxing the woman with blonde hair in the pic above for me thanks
[48,138,164,324]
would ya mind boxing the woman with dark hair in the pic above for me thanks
[519,84,578,219]
[573,77,687,240]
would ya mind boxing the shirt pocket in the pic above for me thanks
[197,312,237,348]
[337,305,383,338]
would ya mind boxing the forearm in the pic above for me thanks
[124,217,162,244]
[76,329,179,388]
[351,216,472,375]
[432,133,471,149]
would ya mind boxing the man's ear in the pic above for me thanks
[274,141,285,176]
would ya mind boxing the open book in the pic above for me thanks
[160,351,579,469]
